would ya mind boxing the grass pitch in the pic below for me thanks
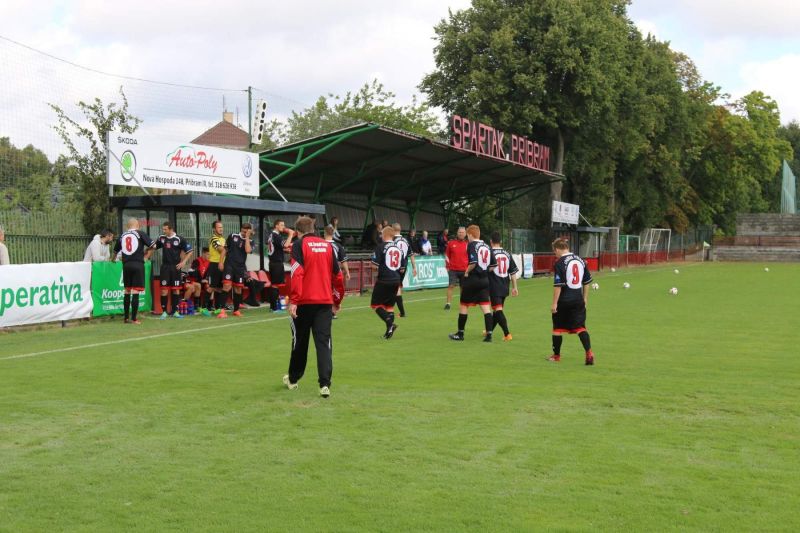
[1,262,798,531]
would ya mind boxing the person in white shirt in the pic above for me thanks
[0,225,9,265]
[83,229,115,262]
[420,231,433,256]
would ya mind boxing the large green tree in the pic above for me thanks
[254,80,441,151]
[0,138,56,212]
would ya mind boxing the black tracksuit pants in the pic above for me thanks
[288,304,333,387]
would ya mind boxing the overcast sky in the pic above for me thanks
[1,0,798,157]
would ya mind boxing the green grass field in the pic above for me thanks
[1,262,798,531]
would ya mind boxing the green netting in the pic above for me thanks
[781,160,797,214]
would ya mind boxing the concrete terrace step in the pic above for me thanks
[736,214,800,237]
[714,246,800,262]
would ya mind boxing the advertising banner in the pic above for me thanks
[0,262,93,327]
[401,256,449,291]
[91,261,152,317]
[107,131,259,197]
[522,254,534,278]
[551,200,580,225]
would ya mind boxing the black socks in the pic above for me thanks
[483,313,493,335]
[552,335,563,355]
[396,295,405,316]
[457,313,468,333]
[492,311,509,335]
[123,293,131,320]
[131,294,140,321]
[233,291,241,312]
[578,331,591,352]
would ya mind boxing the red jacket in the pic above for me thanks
[290,235,344,306]
[445,239,469,272]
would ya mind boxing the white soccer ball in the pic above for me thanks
[673,269,680,274]
[591,282,599,290]
[669,287,678,295]
[611,267,617,273]
[623,282,630,289]
[764,267,770,272]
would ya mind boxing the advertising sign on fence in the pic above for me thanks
[107,131,259,197]
[0,262,93,327]
[401,256,449,291]
[522,254,534,278]
[91,261,152,316]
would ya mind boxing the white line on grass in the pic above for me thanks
[0,296,445,362]
[0,263,703,362]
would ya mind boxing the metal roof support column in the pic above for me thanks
[363,177,380,231]
[314,173,325,203]
[408,185,424,230]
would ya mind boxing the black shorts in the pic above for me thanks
[160,263,183,291]
[490,294,506,310]
[448,270,465,287]
[460,275,490,306]
[371,281,399,311]
[552,300,587,334]
[224,264,247,287]
[122,261,145,292]
[269,261,286,286]
[206,263,224,289]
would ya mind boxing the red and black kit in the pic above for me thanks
[460,239,495,306]
[489,248,519,309]
[224,232,251,287]
[114,229,155,292]
[371,241,403,311]
[155,233,192,291]
[552,253,593,334]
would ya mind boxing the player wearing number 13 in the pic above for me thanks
[549,238,595,365]
[371,226,403,339]
[449,224,496,342]
[113,218,156,324]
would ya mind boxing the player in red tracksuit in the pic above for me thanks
[283,216,345,398]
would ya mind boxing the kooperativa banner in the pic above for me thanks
[0,262,93,327]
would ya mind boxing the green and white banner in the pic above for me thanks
[91,261,152,317]
[401,256,449,291]
[0,262,92,327]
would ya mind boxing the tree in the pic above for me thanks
[254,80,441,150]
[0,138,56,212]
[50,87,141,232]
[777,120,800,177]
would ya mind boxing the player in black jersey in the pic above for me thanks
[449,224,496,342]
[154,221,193,319]
[266,219,295,312]
[221,222,254,317]
[324,224,349,318]
[488,232,519,341]
[391,223,417,317]
[371,226,403,339]
[549,238,595,365]
[113,218,155,324]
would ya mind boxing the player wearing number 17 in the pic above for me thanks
[449,224,496,342]
[549,238,595,365]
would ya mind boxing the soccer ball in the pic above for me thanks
[673,269,680,274]
[623,282,630,289]
[611,267,617,273]
[764,267,770,272]
[669,287,678,295]
[591,282,599,290]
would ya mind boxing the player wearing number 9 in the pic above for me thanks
[370,226,403,340]
[549,238,595,365]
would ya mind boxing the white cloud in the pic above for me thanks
[634,19,659,39]
[739,54,800,123]
[630,0,800,38]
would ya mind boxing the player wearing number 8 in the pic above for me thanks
[113,218,155,324]
[549,238,595,365]
[449,224,496,342]
[371,226,403,339]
